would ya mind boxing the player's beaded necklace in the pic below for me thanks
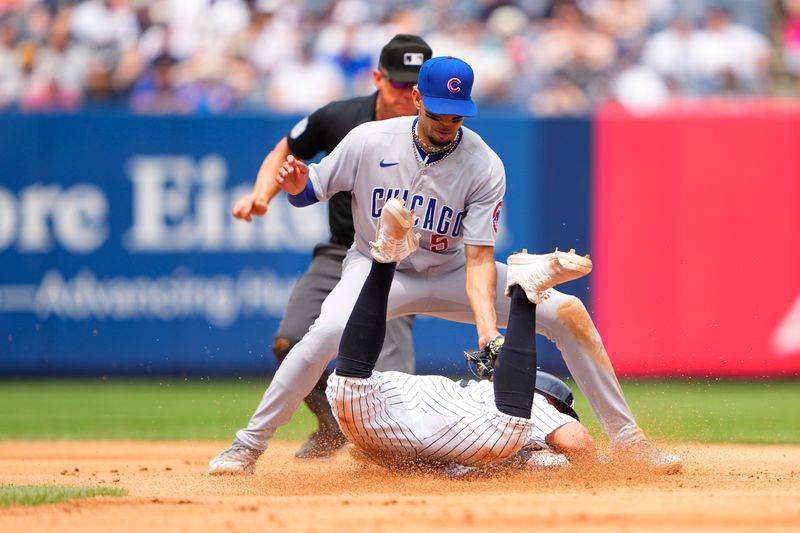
[412,118,462,168]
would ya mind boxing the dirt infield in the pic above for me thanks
[1,441,798,532]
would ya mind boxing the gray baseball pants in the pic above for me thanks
[238,249,644,451]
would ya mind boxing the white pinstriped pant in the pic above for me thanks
[327,371,575,467]
[237,249,644,451]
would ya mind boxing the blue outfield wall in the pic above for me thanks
[0,114,590,377]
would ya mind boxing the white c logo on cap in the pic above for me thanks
[447,78,461,93]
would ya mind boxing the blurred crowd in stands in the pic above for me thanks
[0,0,798,115]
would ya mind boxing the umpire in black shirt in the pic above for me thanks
[231,35,433,460]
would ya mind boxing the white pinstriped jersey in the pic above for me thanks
[326,371,575,468]
[308,116,505,273]
[453,379,577,452]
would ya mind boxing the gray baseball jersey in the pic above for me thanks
[308,116,505,272]
[327,371,575,467]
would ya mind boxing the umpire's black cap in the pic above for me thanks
[379,34,433,83]
[535,371,579,421]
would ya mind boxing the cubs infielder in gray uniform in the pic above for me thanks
[231,34,433,459]
[208,56,681,475]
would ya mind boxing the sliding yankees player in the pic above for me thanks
[328,197,597,469]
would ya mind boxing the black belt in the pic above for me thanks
[329,236,354,247]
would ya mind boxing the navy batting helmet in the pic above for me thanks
[534,371,579,421]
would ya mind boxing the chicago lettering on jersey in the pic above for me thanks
[370,187,465,237]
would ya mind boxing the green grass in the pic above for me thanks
[0,377,315,441]
[0,485,127,507]
[568,379,800,444]
[0,378,799,444]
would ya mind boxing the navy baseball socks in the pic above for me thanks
[493,285,538,418]
[338,197,417,377]
[495,249,593,418]
[335,260,396,378]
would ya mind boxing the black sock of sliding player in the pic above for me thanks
[493,285,538,418]
[335,260,396,378]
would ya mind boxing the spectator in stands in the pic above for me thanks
[781,0,800,89]
[313,0,376,93]
[130,52,182,114]
[587,0,650,49]
[266,39,345,114]
[0,0,783,114]
[527,1,617,112]
[20,8,88,110]
[0,15,23,109]
[70,0,139,53]
[484,5,535,108]
[609,52,670,111]
[17,1,50,46]
[687,6,770,95]
[166,0,249,61]
[246,4,301,79]
[528,72,592,116]
[641,16,695,95]
[426,15,517,104]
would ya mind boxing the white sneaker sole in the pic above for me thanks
[508,249,592,275]
[381,198,414,237]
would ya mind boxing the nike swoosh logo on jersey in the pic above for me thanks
[379,159,399,167]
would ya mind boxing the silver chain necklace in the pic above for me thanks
[412,124,461,167]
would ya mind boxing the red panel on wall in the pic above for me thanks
[593,101,800,377]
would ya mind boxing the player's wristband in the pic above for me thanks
[288,179,319,207]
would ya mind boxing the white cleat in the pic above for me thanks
[369,197,420,263]
[208,439,263,475]
[506,248,593,303]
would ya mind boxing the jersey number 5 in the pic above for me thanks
[431,234,449,252]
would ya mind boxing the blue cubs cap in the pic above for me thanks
[417,56,477,117]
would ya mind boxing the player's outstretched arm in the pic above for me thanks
[465,244,501,348]
[276,154,310,196]
[545,421,599,469]
[232,137,297,222]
